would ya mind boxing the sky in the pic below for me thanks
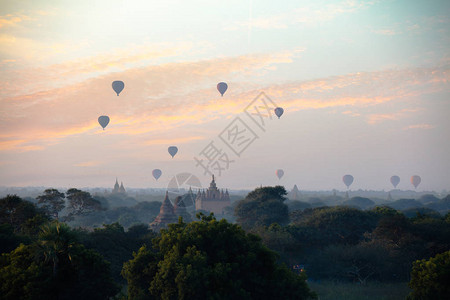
[0,0,449,192]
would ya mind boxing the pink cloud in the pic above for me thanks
[367,108,421,124]
[74,161,103,167]
[0,52,296,152]
[1,55,447,153]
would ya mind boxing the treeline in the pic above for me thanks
[285,193,450,215]
[0,193,316,299]
[1,186,450,299]
[234,186,450,298]
[234,187,450,281]
[18,188,163,229]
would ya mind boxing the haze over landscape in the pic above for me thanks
[1,0,449,192]
[2,2,450,300]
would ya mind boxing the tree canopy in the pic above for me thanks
[0,194,48,233]
[122,213,316,300]
[65,189,102,220]
[0,221,119,300]
[408,250,450,300]
[37,189,65,220]
[234,186,289,229]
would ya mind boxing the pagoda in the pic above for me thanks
[112,178,126,194]
[150,191,178,231]
[288,184,301,200]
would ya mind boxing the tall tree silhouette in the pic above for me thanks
[65,188,102,221]
[37,189,65,220]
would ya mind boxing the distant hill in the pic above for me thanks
[342,197,375,210]
[418,194,441,205]
[286,200,311,212]
[402,207,441,218]
[387,198,423,210]
[424,195,450,214]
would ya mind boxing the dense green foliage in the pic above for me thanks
[244,189,450,284]
[291,206,379,245]
[80,222,156,283]
[123,214,316,299]
[235,186,289,229]
[342,197,375,210]
[1,189,449,299]
[0,222,119,300]
[408,250,450,300]
[0,194,48,233]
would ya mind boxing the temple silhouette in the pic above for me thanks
[112,178,126,194]
[195,175,230,215]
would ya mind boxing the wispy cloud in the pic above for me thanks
[293,0,374,23]
[0,13,31,28]
[372,29,399,36]
[1,52,448,153]
[225,0,376,31]
[144,136,205,145]
[261,65,449,116]
[0,34,87,66]
[0,41,206,98]
[367,109,421,124]
[0,139,44,152]
[0,51,296,152]
[403,123,435,130]
[74,161,103,167]
[342,110,361,117]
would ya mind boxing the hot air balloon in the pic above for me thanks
[152,169,162,181]
[168,146,178,158]
[112,81,124,96]
[390,175,400,188]
[274,107,284,119]
[276,169,284,179]
[98,116,110,130]
[217,82,228,96]
[411,175,421,189]
[342,175,354,189]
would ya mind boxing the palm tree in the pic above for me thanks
[35,221,77,276]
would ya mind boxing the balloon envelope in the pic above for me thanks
[274,107,284,119]
[168,146,178,158]
[390,175,400,188]
[98,116,110,130]
[112,81,124,96]
[343,175,354,188]
[411,175,421,188]
[152,169,162,180]
[217,82,228,96]
[276,169,284,179]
